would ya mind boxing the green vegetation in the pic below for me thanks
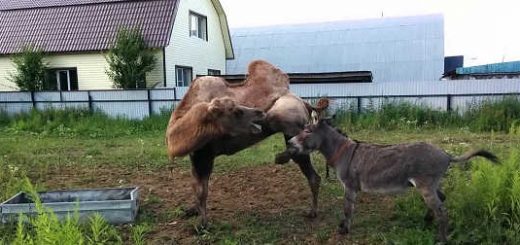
[8,46,49,91]
[1,179,123,245]
[0,97,519,243]
[335,96,520,132]
[105,28,157,89]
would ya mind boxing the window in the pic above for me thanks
[189,12,207,40]
[44,68,78,91]
[176,66,193,87]
[208,69,221,76]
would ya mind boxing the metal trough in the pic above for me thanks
[0,187,139,224]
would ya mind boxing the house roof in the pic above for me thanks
[456,60,520,75]
[0,0,179,55]
[226,14,444,83]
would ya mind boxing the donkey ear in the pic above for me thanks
[311,110,319,125]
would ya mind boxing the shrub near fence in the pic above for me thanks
[336,96,520,132]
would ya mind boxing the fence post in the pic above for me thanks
[30,91,36,110]
[446,94,452,112]
[147,89,152,117]
[87,91,93,112]
[357,97,362,113]
[173,87,177,101]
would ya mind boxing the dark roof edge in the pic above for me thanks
[0,0,154,11]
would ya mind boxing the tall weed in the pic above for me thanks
[446,150,520,243]
[0,108,171,138]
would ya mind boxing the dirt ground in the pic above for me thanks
[42,162,395,244]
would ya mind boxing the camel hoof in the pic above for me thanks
[275,151,292,164]
[182,206,199,218]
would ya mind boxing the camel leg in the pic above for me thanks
[186,146,215,227]
[292,152,321,218]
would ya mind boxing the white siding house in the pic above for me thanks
[165,0,233,87]
[0,0,233,91]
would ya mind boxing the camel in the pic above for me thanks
[166,60,329,226]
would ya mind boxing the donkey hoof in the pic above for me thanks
[337,223,349,235]
[304,211,317,219]
[275,151,292,164]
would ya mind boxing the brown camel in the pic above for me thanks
[166,60,328,226]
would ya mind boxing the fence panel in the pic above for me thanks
[93,101,149,120]
[0,79,519,118]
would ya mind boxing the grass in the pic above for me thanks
[1,97,520,243]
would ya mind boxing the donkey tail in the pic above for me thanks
[450,149,500,164]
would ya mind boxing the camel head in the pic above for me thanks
[206,97,266,136]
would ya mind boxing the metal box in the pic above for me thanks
[0,187,139,224]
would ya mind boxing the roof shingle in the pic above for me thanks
[0,0,178,54]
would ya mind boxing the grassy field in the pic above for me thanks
[1,127,519,244]
[1,100,520,244]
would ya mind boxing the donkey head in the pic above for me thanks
[288,118,333,154]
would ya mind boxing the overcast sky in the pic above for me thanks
[219,0,520,66]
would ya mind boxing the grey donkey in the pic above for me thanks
[288,118,499,243]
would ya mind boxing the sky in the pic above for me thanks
[219,0,520,67]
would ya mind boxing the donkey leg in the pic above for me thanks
[187,147,215,227]
[292,153,321,218]
[338,187,357,234]
[424,189,446,224]
[419,187,448,243]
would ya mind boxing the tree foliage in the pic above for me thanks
[9,46,49,91]
[105,28,157,89]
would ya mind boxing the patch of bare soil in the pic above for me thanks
[41,163,394,244]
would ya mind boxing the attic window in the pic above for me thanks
[189,12,207,41]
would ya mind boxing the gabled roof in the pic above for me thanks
[456,61,520,75]
[0,0,178,54]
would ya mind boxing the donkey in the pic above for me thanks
[288,118,499,243]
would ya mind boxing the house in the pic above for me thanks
[442,60,520,80]
[227,14,444,83]
[0,0,234,91]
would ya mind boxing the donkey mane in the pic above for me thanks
[333,127,364,144]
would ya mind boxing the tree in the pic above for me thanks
[9,46,49,91]
[105,28,157,89]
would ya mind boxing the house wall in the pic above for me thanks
[165,0,227,87]
[0,57,17,91]
[0,51,164,91]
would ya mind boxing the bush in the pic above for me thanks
[105,28,157,89]
[9,46,49,92]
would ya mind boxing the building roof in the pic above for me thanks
[0,0,178,54]
[456,60,520,75]
[227,14,444,83]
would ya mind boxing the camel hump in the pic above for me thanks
[246,60,289,89]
